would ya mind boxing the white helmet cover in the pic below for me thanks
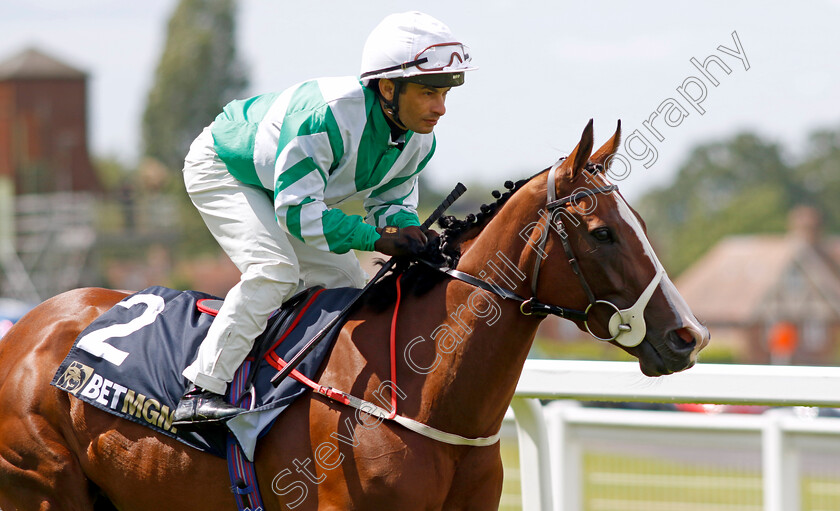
[360,11,477,87]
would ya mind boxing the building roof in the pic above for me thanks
[676,236,795,324]
[675,211,840,326]
[0,47,86,80]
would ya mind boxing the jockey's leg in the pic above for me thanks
[287,232,369,290]
[175,126,300,427]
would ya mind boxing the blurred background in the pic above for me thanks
[2,2,840,509]
[3,0,839,365]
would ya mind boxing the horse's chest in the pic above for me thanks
[323,425,459,508]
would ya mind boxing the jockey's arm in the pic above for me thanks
[274,142,380,255]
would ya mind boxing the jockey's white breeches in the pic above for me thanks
[181,126,369,395]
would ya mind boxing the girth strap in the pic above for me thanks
[226,359,265,511]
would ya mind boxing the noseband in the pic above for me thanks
[426,161,664,348]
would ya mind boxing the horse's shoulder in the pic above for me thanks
[19,287,130,335]
[47,287,130,309]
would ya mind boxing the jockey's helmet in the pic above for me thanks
[360,11,477,89]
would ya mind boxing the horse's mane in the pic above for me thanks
[363,173,537,311]
[362,158,610,311]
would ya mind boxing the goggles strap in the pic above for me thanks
[361,57,429,79]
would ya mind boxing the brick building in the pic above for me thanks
[0,47,101,301]
[676,207,840,365]
[0,47,100,194]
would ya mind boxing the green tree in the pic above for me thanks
[795,125,840,232]
[142,0,248,172]
[637,133,803,275]
[140,0,250,263]
[92,155,133,193]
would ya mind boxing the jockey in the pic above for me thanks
[173,11,477,428]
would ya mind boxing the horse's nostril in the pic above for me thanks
[668,327,697,353]
[675,327,694,345]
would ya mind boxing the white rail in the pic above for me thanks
[510,360,840,511]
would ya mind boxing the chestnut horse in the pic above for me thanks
[0,120,709,510]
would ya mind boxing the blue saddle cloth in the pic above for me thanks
[51,285,361,459]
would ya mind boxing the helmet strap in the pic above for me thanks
[380,79,408,131]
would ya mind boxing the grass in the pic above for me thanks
[583,451,762,511]
[498,441,840,511]
[499,435,522,511]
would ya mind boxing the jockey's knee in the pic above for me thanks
[301,265,368,290]
[239,265,300,305]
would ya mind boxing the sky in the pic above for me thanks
[2,1,839,202]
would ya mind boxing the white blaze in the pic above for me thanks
[609,192,709,351]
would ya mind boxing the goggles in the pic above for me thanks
[414,43,471,72]
[361,42,472,79]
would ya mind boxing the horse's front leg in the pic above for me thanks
[441,444,504,510]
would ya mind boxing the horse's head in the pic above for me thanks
[529,120,709,376]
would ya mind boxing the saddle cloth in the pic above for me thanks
[51,285,361,460]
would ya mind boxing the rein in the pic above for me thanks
[423,163,617,323]
[423,161,661,348]
[281,163,663,446]
[421,261,589,322]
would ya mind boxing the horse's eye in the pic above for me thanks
[590,227,613,243]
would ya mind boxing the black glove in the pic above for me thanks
[374,225,428,257]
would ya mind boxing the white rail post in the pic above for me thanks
[546,401,582,511]
[511,397,554,511]
[762,410,799,511]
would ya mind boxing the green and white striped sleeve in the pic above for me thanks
[274,89,378,254]
[363,138,435,229]
[364,173,421,228]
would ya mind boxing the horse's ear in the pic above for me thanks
[590,119,622,166]
[561,119,594,181]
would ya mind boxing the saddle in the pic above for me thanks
[51,285,362,458]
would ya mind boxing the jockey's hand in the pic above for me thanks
[374,225,428,257]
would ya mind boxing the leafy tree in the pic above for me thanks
[637,125,840,276]
[637,133,807,275]
[795,125,840,232]
[139,0,249,264]
[92,155,133,193]
[142,0,248,172]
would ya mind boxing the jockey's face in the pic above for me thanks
[380,80,449,134]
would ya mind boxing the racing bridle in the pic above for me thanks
[427,161,665,348]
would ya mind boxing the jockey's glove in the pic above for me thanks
[374,225,428,257]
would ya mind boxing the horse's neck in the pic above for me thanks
[411,190,545,435]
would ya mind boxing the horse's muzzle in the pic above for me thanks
[635,324,709,376]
